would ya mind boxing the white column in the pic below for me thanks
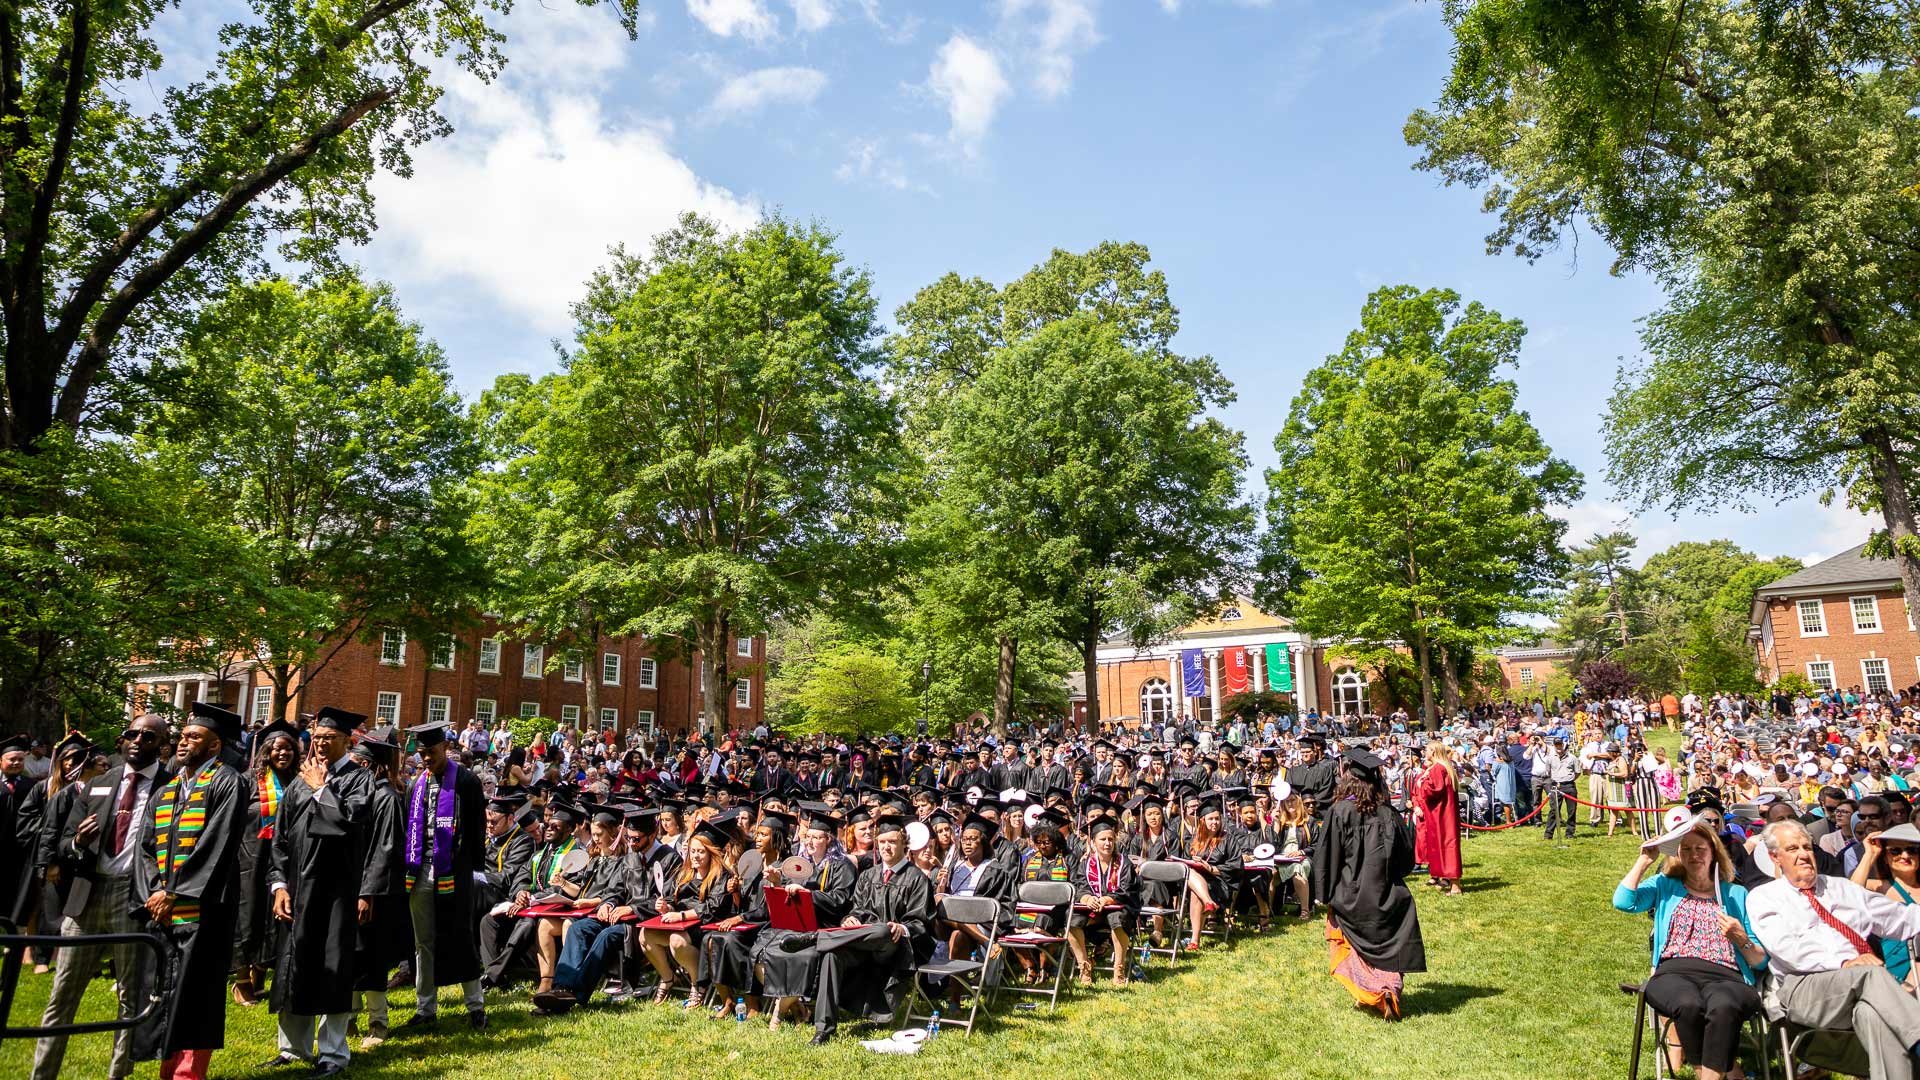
[1207,650,1222,722]
[1297,642,1318,715]
[173,682,189,711]
[198,678,212,707]
[1168,652,1180,721]
[1251,645,1265,693]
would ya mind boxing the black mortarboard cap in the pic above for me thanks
[313,706,365,733]
[187,702,243,746]
[408,720,453,748]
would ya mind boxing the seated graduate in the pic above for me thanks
[1009,814,1074,983]
[479,800,582,990]
[752,806,857,1031]
[639,817,738,1005]
[1071,818,1138,987]
[1231,793,1279,928]
[528,804,621,1004]
[1270,786,1318,922]
[533,806,646,1015]
[474,796,539,989]
[933,812,1014,990]
[803,812,934,1046]
[610,804,679,998]
[698,808,793,1016]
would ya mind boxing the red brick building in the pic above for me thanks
[1492,643,1573,698]
[1751,543,1917,693]
[125,616,764,739]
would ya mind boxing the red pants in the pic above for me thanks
[162,1049,212,1080]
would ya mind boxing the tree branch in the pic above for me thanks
[24,1,90,290]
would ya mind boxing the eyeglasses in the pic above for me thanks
[122,729,163,743]
[1887,846,1920,859]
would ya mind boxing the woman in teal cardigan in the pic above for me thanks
[1615,825,1768,1080]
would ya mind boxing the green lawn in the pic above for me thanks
[4,826,1660,1080]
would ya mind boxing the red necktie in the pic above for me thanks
[882,866,892,885]
[1802,887,1871,955]
[111,772,141,856]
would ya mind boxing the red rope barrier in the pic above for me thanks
[1462,802,1544,831]
[1556,789,1677,814]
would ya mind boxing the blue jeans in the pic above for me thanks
[555,918,630,1003]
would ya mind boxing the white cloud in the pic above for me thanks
[1797,500,1878,566]
[790,0,835,32]
[927,34,1010,154]
[687,0,778,40]
[707,66,829,119]
[497,1,635,87]
[835,137,922,192]
[1000,0,1100,98]
[1158,0,1180,11]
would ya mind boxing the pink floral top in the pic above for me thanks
[1662,894,1737,968]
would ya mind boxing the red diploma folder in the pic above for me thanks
[765,885,818,932]
[516,901,594,918]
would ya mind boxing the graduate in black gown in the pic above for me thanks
[350,726,412,1049]
[133,702,250,1080]
[479,801,580,989]
[1286,734,1338,826]
[698,808,792,1013]
[754,806,857,1029]
[1312,749,1425,1021]
[804,812,934,1045]
[263,707,375,1076]
[399,720,488,1030]
[235,721,300,1007]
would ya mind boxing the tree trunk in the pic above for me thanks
[1081,599,1101,736]
[697,612,734,740]
[993,635,1017,737]
[1412,626,1437,731]
[1438,643,1462,718]
[1868,431,1920,623]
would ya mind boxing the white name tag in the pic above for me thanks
[88,786,112,796]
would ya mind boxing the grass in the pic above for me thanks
[4,826,1660,1080]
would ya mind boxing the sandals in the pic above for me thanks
[651,982,674,1005]
[684,988,706,1010]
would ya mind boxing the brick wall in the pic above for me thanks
[1760,588,1920,692]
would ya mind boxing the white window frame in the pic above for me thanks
[1333,669,1368,716]
[734,678,751,708]
[522,644,544,679]
[376,691,401,724]
[475,698,496,726]
[519,701,540,718]
[1851,595,1883,634]
[251,685,273,724]
[637,657,658,689]
[560,704,581,728]
[736,636,754,658]
[602,652,621,685]
[1807,661,1836,690]
[599,707,618,729]
[380,629,407,666]
[633,709,656,736]
[431,637,456,669]
[563,658,584,682]
[1138,677,1173,726]
[426,694,451,725]
[1863,657,1892,694]
[1519,667,1535,686]
[1798,599,1828,637]
[478,637,501,674]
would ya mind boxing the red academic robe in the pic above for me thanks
[1413,764,1462,881]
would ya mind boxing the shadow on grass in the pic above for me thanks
[1402,981,1501,1016]
[1454,876,1509,894]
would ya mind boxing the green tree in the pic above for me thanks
[528,213,908,735]
[1561,530,1642,655]
[1408,0,1920,615]
[1262,285,1582,728]
[782,645,918,738]
[144,275,483,722]
[1713,556,1804,622]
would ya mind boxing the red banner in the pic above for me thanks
[1224,647,1249,694]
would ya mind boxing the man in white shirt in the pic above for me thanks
[1749,819,1920,1079]
[1537,737,1579,840]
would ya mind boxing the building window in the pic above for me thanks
[563,658,583,682]
[736,636,754,657]
[1852,596,1883,633]
[599,707,618,729]
[1139,677,1173,726]
[602,653,621,685]
[426,695,451,725]
[478,637,501,674]
[251,685,273,724]
[1807,661,1835,690]
[735,678,752,708]
[1333,669,1368,716]
[431,637,456,669]
[634,709,656,735]
[561,704,581,728]
[522,644,544,678]
[519,701,540,718]
[637,657,657,689]
[1863,658,1891,694]
[1220,607,1244,621]
[1798,599,1827,636]
[376,692,401,724]
[380,630,406,666]
[475,698,496,726]
[1519,667,1535,686]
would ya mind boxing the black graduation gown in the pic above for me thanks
[1071,853,1138,932]
[269,758,375,1016]
[753,854,857,998]
[481,825,539,912]
[237,769,296,971]
[1312,800,1425,973]
[354,776,413,991]
[1287,761,1338,823]
[10,777,50,924]
[405,762,486,986]
[699,854,768,991]
[133,757,249,1060]
[811,861,934,1031]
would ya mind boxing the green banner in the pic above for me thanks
[1264,642,1294,693]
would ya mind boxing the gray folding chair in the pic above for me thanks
[1136,860,1189,968]
[995,880,1074,1012]
[899,895,999,1038]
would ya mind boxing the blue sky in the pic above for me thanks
[334,0,1873,569]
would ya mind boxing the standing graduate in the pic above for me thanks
[263,707,375,1077]
[235,721,302,1006]
[134,702,250,1080]
[805,813,934,1046]
[1312,749,1426,1021]
[350,727,412,1048]
[1412,741,1463,896]
[401,720,488,1030]
[1285,734,1337,826]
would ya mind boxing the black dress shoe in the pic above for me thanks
[780,932,819,952]
[468,1009,488,1030]
[304,1064,347,1079]
[259,1054,303,1068]
[399,1012,437,1029]
[809,1030,832,1046]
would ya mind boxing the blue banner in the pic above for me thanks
[1181,649,1205,698]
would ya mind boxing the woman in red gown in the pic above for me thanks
[1413,742,1462,895]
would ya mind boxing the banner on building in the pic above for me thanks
[1224,647,1249,694]
[1180,649,1205,698]
[1264,642,1294,693]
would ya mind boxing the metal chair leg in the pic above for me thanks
[1627,989,1647,1080]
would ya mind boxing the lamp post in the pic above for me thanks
[919,660,932,737]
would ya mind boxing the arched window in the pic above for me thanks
[1333,669,1368,716]
[1140,678,1173,726]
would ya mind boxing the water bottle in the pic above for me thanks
[926,1010,940,1039]
[734,997,747,1023]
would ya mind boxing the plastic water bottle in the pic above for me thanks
[734,997,747,1023]
[926,1010,940,1039]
